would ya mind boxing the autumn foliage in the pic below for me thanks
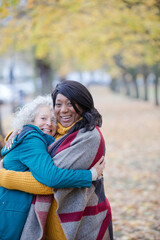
[0,0,160,102]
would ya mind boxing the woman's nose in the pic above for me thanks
[61,104,68,113]
[46,119,52,125]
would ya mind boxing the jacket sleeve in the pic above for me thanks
[19,133,92,188]
[0,169,53,194]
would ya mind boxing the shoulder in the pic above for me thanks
[76,127,105,154]
[67,127,105,150]
[53,127,105,169]
[19,125,54,146]
[78,126,104,142]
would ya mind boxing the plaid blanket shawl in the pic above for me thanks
[20,127,112,240]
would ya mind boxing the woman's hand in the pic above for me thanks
[4,129,21,150]
[0,159,4,169]
[91,156,105,180]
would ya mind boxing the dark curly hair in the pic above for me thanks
[51,80,102,133]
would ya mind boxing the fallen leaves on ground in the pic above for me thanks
[90,86,160,240]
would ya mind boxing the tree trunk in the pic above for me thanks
[35,59,53,95]
[141,66,149,102]
[0,101,4,144]
[0,100,4,137]
[110,78,118,92]
[132,76,139,99]
[154,74,159,106]
[123,74,130,96]
[144,77,148,101]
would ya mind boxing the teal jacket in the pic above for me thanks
[0,125,92,240]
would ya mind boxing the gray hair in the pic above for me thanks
[12,95,56,130]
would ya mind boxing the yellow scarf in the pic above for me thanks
[55,123,73,140]
[56,118,83,140]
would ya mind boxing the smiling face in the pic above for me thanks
[33,106,57,136]
[54,94,82,127]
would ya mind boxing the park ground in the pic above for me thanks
[89,86,160,240]
[1,85,160,240]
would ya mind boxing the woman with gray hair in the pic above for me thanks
[0,94,104,240]
[12,95,55,131]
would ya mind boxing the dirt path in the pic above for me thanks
[89,86,160,240]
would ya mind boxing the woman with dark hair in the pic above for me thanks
[51,80,102,132]
[0,80,113,240]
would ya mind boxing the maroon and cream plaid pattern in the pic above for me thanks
[20,195,53,240]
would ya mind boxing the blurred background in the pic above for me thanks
[0,0,160,239]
